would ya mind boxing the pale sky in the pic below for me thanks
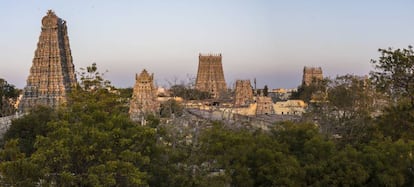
[1,0,413,89]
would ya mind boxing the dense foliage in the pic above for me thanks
[0,78,19,117]
[371,46,414,106]
[292,78,329,103]
[298,75,381,145]
[159,99,184,118]
[169,84,211,100]
[2,106,54,155]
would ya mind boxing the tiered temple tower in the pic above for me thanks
[19,10,76,112]
[234,80,253,107]
[129,69,159,122]
[302,66,323,86]
[255,96,274,115]
[195,53,227,98]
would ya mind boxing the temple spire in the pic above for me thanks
[195,53,227,99]
[19,10,77,112]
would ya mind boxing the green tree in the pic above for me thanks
[272,121,320,160]
[370,45,414,106]
[292,78,329,103]
[0,78,19,117]
[169,84,211,100]
[370,46,414,140]
[263,85,269,96]
[196,122,303,186]
[0,139,41,186]
[272,122,370,186]
[321,146,368,186]
[3,106,54,155]
[160,99,184,118]
[148,124,199,187]
[376,102,414,140]
[118,87,133,99]
[303,75,378,145]
[78,62,111,91]
[361,139,414,186]
[145,113,160,128]
[29,114,154,186]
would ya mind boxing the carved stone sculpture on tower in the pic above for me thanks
[234,80,253,107]
[195,53,227,99]
[302,66,323,86]
[129,69,160,122]
[19,10,77,112]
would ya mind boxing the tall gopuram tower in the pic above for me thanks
[302,66,323,86]
[195,53,227,98]
[19,10,77,112]
[234,80,253,107]
[129,69,160,122]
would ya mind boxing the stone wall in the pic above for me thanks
[0,114,23,139]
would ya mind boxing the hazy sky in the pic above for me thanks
[1,0,413,89]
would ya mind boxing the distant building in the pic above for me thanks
[273,100,307,115]
[302,66,323,86]
[268,88,297,102]
[156,87,169,97]
[19,10,77,112]
[157,96,183,103]
[129,69,159,122]
[234,80,253,107]
[195,53,227,98]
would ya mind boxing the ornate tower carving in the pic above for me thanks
[302,66,323,86]
[19,10,76,112]
[234,80,253,107]
[129,69,159,121]
[195,53,227,98]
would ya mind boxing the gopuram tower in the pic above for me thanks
[195,53,227,98]
[302,66,323,86]
[129,69,159,122]
[234,80,253,107]
[19,10,77,112]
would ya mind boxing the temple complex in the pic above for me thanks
[234,80,253,107]
[19,10,76,112]
[195,53,227,98]
[302,66,323,86]
[129,69,159,122]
